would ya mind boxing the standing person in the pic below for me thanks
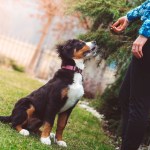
[111,0,150,150]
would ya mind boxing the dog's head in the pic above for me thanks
[57,39,97,60]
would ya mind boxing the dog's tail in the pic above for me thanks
[0,116,11,123]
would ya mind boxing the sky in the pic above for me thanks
[0,0,50,44]
[0,0,42,43]
[0,0,87,47]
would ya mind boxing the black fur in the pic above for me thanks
[0,116,11,123]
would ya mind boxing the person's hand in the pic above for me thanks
[132,35,148,59]
[110,16,129,33]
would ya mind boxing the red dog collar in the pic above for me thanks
[62,65,82,74]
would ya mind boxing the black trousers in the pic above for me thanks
[119,39,150,150]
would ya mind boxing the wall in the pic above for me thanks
[83,57,116,98]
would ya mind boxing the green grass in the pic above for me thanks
[0,68,115,150]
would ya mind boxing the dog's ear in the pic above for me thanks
[56,44,64,58]
[57,40,75,59]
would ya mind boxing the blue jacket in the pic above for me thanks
[127,0,150,38]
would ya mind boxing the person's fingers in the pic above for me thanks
[111,26,124,33]
[138,44,143,57]
[116,26,124,32]
[112,20,120,27]
[136,44,141,58]
[136,43,144,58]
[134,51,141,59]
[132,43,136,52]
[132,44,140,59]
[111,23,127,32]
[111,27,119,32]
[121,21,128,30]
[135,45,141,58]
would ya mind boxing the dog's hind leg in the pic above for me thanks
[15,124,30,136]
[26,117,42,135]
[12,104,35,136]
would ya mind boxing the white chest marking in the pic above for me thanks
[60,59,85,113]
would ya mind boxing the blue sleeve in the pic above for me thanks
[127,0,149,22]
[126,0,150,37]
[139,19,150,37]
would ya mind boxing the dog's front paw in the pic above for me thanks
[40,137,51,145]
[56,140,67,147]
[19,129,30,136]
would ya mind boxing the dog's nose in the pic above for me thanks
[92,41,96,45]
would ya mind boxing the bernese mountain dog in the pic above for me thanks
[0,39,97,147]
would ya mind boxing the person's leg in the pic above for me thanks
[122,96,150,150]
[121,39,150,150]
[119,63,131,143]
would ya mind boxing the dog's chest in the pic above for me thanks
[60,73,84,113]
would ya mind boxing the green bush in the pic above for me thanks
[10,60,25,72]
[0,55,24,72]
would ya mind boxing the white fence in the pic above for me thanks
[0,34,60,79]
[0,35,36,67]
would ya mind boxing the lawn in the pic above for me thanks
[0,68,115,150]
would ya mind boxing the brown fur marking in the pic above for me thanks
[41,122,52,138]
[26,105,35,118]
[16,119,28,132]
[56,113,68,141]
[16,125,23,132]
[73,45,90,59]
[61,88,68,99]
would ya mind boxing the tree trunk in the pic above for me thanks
[28,16,52,74]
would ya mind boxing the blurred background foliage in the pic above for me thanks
[66,0,148,143]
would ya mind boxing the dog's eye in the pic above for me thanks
[79,42,85,47]
[76,43,85,51]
